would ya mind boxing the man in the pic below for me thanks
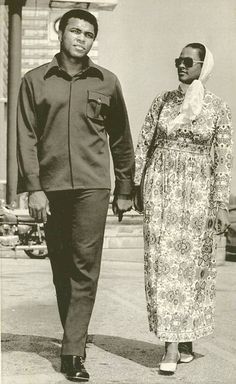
[17,9,134,382]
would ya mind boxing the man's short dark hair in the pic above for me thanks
[59,9,98,38]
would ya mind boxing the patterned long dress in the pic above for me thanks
[134,87,233,342]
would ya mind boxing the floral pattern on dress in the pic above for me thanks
[134,88,233,341]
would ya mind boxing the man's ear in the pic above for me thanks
[58,30,62,43]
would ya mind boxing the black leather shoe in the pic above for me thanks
[61,355,89,382]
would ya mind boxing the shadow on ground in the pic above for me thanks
[88,334,203,368]
[88,334,164,367]
[1,333,62,372]
[1,333,204,372]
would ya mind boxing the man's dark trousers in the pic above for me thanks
[45,189,110,356]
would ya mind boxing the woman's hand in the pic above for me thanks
[215,208,230,234]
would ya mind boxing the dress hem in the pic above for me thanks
[149,326,214,342]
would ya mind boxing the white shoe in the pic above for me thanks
[178,342,194,363]
[179,353,194,363]
[159,352,180,374]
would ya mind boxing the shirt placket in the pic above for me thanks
[68,77,74,188]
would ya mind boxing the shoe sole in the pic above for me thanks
[66,377,89,382]
[159,369,175,375]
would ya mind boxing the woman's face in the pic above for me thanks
[177,47,203,84]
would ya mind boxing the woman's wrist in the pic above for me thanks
[217,202,229,212]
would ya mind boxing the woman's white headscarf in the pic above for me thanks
[168,44,214,133]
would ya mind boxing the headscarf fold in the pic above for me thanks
[168,44,214,133]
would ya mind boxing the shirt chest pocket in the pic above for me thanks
[87,91,110,123]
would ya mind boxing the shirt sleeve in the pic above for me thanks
[17,76,42,193]
[134,93,165,185]
[212,101,233,210]
[107,78,134,195]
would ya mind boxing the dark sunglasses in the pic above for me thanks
[175,57,204,68]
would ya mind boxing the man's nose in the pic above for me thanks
[76,32,85,42]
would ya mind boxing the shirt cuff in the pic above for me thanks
[113,179,133,195]
[22,174,42,192]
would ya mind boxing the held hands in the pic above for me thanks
[133,185,143,214]
[215,208,230,234]
[112,194,132,222]
[28,191,50,223]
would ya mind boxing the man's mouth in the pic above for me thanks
[74,45,85,51]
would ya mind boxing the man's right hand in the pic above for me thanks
[28,191,50,223]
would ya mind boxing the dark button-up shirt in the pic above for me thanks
[17,55,134,195]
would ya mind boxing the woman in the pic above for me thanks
[134,43,233,374]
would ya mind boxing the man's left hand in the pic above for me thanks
[112,194,132,222]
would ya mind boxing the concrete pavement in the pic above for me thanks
[1,250,236,384]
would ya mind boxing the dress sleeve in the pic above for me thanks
[212,101,233,210]
[134,93,165,185]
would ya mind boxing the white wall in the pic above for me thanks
[98,0,236,193]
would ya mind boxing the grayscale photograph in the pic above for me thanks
[0,1,236,383]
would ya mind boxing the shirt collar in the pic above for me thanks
[44,53,104,80]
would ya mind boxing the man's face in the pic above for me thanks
[59,17,95,59]
[177,47,203,84]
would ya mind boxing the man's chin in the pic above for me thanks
[70,49,88,60]
[73,53,87,59]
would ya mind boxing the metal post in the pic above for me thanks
[6,0,23,205]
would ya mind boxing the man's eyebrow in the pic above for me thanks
[69,27,94,34]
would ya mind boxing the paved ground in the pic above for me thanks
[1,250,236,384]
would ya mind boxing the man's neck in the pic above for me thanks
[58,52,88,77]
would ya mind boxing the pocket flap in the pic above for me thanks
[88,91,110,106]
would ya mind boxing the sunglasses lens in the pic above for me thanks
[175,57,194,68]
[175,58,181,67]
[184,57,193,67]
